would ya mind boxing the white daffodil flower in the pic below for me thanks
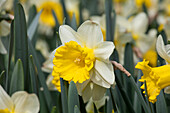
[156,35,170,94]
[0,85,40,113]
[52,20,115,101]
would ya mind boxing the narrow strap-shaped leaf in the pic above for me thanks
[156,90,168,113]
[9,59,24,95]
[52,10,60,30]
[28,40,53,112]
[133,70,142,113]
[71,13,77,31]
[105,0,113,41]
[28,10,42,40]
[39,88,49,113]
[144,81,153,113]
[27,5,37,27]
[6,20,14,92]
[60,78,68,113]
[14,3,29,90]
[106,89,113,113]
[60,0,70,25]
[114,70,135,113]
[93,103,98,113]
[29,55,38,94]
[129,76,150,113]
[68,81,80,113]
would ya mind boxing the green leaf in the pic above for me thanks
[6,20,14,91]
[129,76,150,113]
[52,10,60,30]
[60,0,70,25]
[0,70,5,85]
[60,78,68,113]
[105,0,113,41]
[74,105,80,113]
[28,10,42,40]
[9,59,24,95]
[29,55,38,94]
[144,81,153,113]
[114,70,135,113]
[124,43,134,104]
[68,81,80,113]
[156,90,168,113]
[28,40,53,112]
[93,103,98,113]
[28,5,37,27]
[39,88,49,113]
[14,3,29,90]
[133,71,142,113]
[106,89,113,113]
[71,13,77,31]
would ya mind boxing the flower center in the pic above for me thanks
[52,41,95,84]
[38,1,64,27]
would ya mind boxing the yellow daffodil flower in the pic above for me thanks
[135,59,170,103]
[135,0,152,8]
[0,85,40,113]
[52,20,115,101]
[135,35,170,103]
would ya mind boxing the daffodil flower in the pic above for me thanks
[135,35,170,103]
[0,85,40,113]
[52,20,115,101]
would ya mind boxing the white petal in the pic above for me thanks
[42,48,56,73]
[92,84,106,101]
[131,12,148,34]
[81,82,93,103]
[0,85,13,111]
[90,69,111,88]
[156,35,170,63]
[76,79,90,96]
[77,20,103,48]
[12,91,40,113]
[0,20,10,36]
[59,25,81,45]
[94,41,115,60]
[94,60,115,85]
[0,39,7,54]
[116,15,131,31]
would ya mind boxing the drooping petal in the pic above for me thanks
[94,60,115,85]
[81,81,93,103]
[90,69,111,88]
[0,85,13,111]
[76,79,90,96]
[59,25,82,45]
[156,35,170,63]
[77,20,103,48]
[12,91,40,113]
[92,84,106,101]
[94,41,115,60]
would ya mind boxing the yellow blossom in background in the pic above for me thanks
[143,50,157,67]
[135,59,170,103]
[38,1,64,27]
[52,20,115,101]
[135,0,151,8]
[0,85,40,113]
